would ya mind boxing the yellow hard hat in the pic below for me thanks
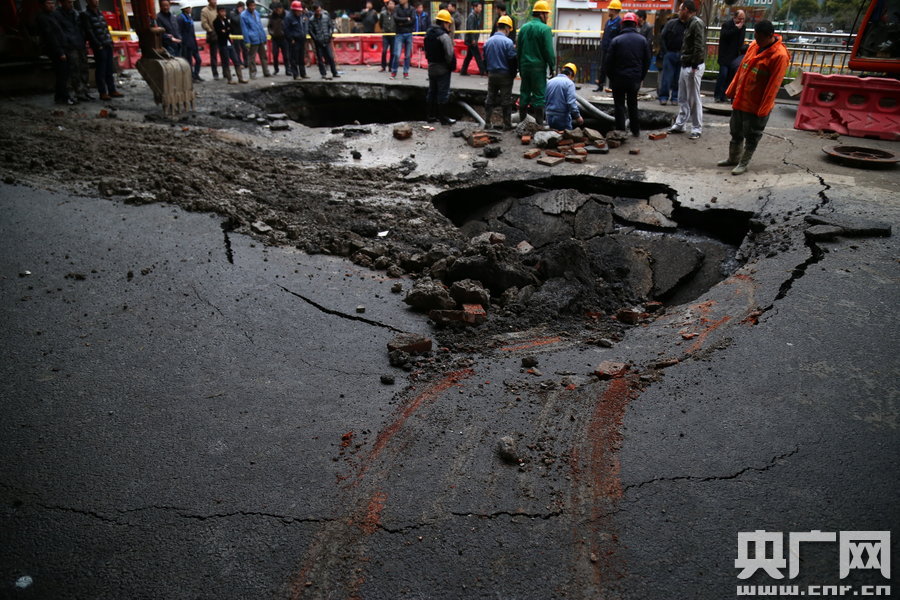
[563,62,577,76]
[608,0,622,10]
[497,15,513,28]
[436,8,452,22]
[533,0,551,13]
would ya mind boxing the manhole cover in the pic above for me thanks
[822,145,898,168]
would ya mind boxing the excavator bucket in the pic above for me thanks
[136,55,196,116]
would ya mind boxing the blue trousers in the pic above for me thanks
[658,51,679,102]
[714,61,736,101]
[392,32,412,74]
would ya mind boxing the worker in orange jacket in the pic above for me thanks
[718,20,790,175]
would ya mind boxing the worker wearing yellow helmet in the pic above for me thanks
[544,62,583,130]
[516,0,555,124]
[483,13,518,128]
[424,9,457,125]
[596,0,624,91]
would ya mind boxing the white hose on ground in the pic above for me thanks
[575,94,616,122]
[457,100,486,127]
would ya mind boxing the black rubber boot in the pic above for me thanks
[437,104,456,126]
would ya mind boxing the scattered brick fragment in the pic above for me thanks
[594,360,628,380]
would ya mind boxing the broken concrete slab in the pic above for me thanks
[502,202,574,248]
[514,114,540,137]
[533,131,563,149]
[648,193,675,219]
[573,200,614,239]
[613,198,678,230]
[804,214,892,238]
[805,224,845,242]
[521,189,592,215]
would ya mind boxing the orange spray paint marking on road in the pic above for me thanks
[363,368,474,473]
[687,315,731,354]
[499,336,562,352]
[359,491,388,534]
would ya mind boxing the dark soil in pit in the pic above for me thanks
[426,176,749,330]
[0,98,767,363]
[243,81,673,132]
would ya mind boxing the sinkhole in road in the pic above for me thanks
[431,175,752,313]
[244,82,671,131]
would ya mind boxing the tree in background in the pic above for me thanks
[823,0,866,30]
[774,0,821,26]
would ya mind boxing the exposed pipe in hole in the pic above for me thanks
[457,100,485,127]
[576,94,616,122]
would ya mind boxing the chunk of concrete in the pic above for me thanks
[613,198,677,230]
[503,202,574,248]
[404,279,457,311]
[533,130,563,148]
[449,279,491,306]
[804,214,891,238]
[521,189,592,215]
[574,200,614,239]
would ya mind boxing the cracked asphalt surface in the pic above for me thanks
[1,66,898,599]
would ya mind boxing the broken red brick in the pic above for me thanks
[648,132,668,140]
[545,150,566,158]
[573,142,586,148]
[565,154,587,163]
[387,333,433,354]
[607,139,622,149]
[629,149,641,155]
[616,308,643,324]
[557,138,574,147]
[393,124,413,140]
[521,135,532,145]
[462,303,487,324]
[98,109,110,118]
[594,141,607,148]
[469,138,489,148]
[572,147,588,156]
[523,149,542,159]
[681,332,699,340]
[644,301,664,312]
[594,360,628,380]
[429,309,467,324]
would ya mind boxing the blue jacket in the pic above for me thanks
[177,12,197,48]
[483,31,516,74]
[601,15,621,54]
[240,8,267,45]
[545,73,580,119]
[604,27,651,84]
[284,11,308,41]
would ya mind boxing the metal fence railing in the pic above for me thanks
[557,28,857,85]
[706,27,855,79]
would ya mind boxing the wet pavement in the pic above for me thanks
[1,64,898,599]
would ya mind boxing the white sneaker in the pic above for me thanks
[668,125,685,134]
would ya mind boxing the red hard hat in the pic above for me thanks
[291,0,303,9]
[622,12,638,23]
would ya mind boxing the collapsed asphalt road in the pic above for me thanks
[1,68,898,599]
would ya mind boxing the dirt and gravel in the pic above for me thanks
[0,73,808,363]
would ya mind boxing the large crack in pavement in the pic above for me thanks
[278,284,405,333]
[27,502,338,526]
[621,446,800,493]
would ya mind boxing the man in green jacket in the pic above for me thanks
[516,0,555,124]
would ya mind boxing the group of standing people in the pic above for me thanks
[36,0,122,105]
